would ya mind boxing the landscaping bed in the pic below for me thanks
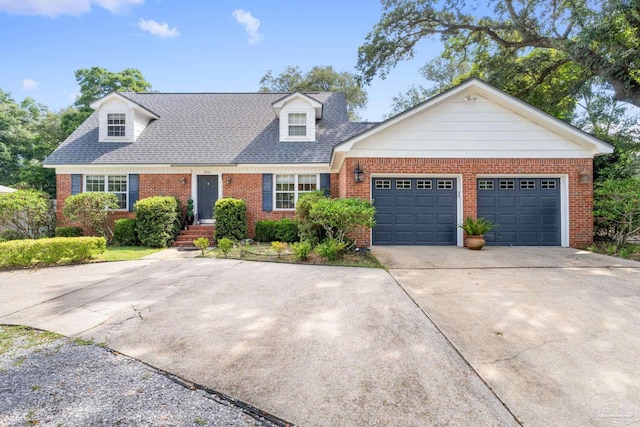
[206,243,383,268]
[586,241,640,261]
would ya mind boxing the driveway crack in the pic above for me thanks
[475,338,568,365]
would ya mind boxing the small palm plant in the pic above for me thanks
[459,217,495,236]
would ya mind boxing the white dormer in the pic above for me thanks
[272,92,323,142]
[90,92,159,143]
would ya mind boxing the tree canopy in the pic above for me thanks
[74,67,152,109]
[357,0,640,109]
[260,65,368,120]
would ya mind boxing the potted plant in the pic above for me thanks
[186,199,195,226]
[459,216,495,250]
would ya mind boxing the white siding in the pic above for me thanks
[279,99,316,142]
[133,110,151,141]
[348,91,592,158]
[98,99,134,143]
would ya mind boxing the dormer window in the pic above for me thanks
[288,113,307,137]
[107,114,126,137]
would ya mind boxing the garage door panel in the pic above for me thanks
[416,213,434,224]
[498,197,517,208]
[394,196,413,208]
[416,196,434,207]
[477,178,560,246]
[373,177,457,245]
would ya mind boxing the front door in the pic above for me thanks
[197,175,218,221]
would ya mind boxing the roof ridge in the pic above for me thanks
[123,91,335,95]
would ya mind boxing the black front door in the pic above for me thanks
[197,175,218,220]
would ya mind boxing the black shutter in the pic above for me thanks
[262,174,273,212]
[128,174,139,212]
[320,173,331,197]
[71,174,81,195]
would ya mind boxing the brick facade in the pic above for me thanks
[337,157,594,248]
[56,159,594,248]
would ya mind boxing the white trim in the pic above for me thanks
[83,173,129,212]
[330,78,613,170]
[273,173,320,211]
[90,92,159,119]
[272,92,323,119]
[193,173,220,224]
[475,174,569,247]
[369,174,464,247]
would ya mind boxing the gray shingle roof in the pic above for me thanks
[44,92,376,166]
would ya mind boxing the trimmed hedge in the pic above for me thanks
[135,196,182,248]
[0,237,106,268]
[55,226,83,237]
[214,198,247,241]
[254,219,300,243]
[113,219,140,246]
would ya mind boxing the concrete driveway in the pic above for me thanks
[0,256,516,426]
[373,246,640,427]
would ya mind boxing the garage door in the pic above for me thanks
[477,178,561,246]
[372,178,457,245]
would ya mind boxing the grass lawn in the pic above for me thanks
[0,326,61,356]
[205,243,384,269]
[94,246,164,262]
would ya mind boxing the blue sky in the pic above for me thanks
[0,0,439,121]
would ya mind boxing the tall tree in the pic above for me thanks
[260,66,368,120]
[64,67,154,135]
[357,0,640,108]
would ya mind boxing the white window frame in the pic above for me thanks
[287,112,307,138]
[84,174,128,211]
[273,174,320,211]
[107,113,126,137]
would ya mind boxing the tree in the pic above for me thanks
[74,67,152,109]
[357,0,640,109]
[0,190,54,239]
[594,178,640,247]
[260,66,368,120]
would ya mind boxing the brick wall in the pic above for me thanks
[338,157,594,248]
[57,161,594,248]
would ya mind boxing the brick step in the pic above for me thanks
[177,231,214,237]
[185,225,215,230]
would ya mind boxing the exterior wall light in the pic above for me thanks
[354,163,364,183]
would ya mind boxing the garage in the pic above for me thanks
[372,177,457,245]
[477,178,561,246]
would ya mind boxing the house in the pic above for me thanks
[44,78,613,248]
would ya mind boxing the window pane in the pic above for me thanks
[86,175,105,192]
[108,176,127,192]
[276,192,295,209]
[298,175,317,192]
[115,193,127,210]
[288,125,306,136]
[288,113,306,124]
[276,175,295,191]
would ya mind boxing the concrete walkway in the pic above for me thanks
[373,246,640,427]
[0,257,517,426]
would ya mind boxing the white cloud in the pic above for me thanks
[0,0,143,18]
[138,18,179,38]
[22,78,39,91]
[232,9,263,45]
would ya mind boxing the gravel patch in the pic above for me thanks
[0,328,280,427]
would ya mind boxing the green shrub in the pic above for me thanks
[214,198,247,241]
[315,238,347,261]
[63,192,119,241]
[458,217,495,236]
[296,191,328,244]
[255,219,300,242]
[135,196,182,248]
[55,226,83,238]
[271,241,288,258]
[594,178,640,248]
[217,237,234,257]
[193,237,210,256]
[0,237,106,268]
[0,190,55,239]
[308,197,376,247]
[291,241,312,261]
[113,219,140,246]
[0,229,28,241]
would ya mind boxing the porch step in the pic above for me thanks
[172,225,215,247]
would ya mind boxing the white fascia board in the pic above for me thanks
[330,78,613,169]
[272,92,323,119]
[90,92,159,119]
